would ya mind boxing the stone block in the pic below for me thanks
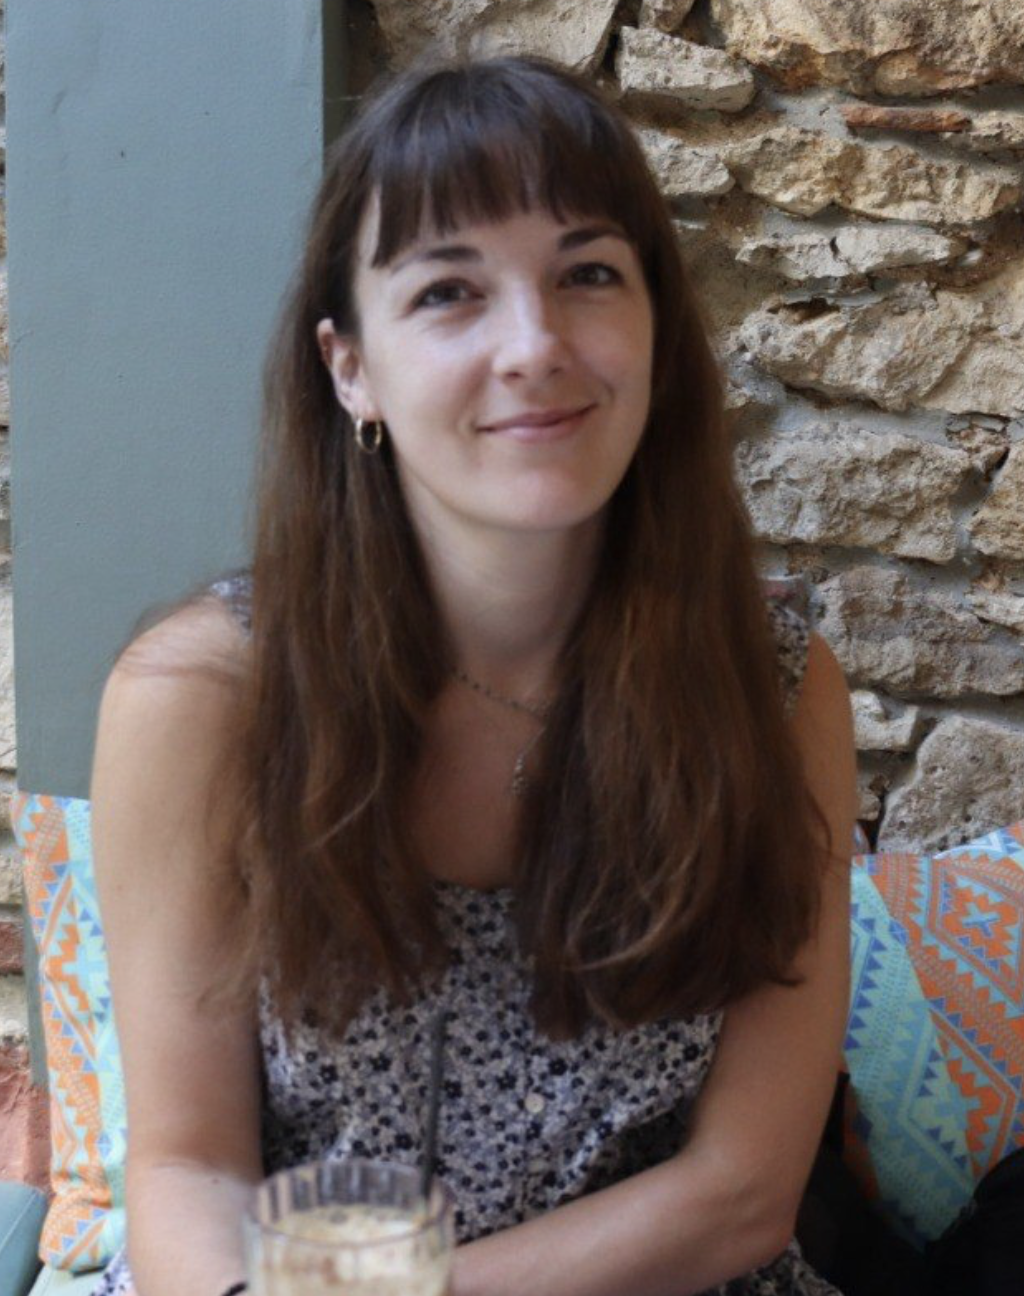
[637,127,735,199]
[723,352,789,421]
[0,775,15,833]
[735,224,964,283]
[0,975,26,1043]
[817,567,1024,698]
[945,421,1010,473]
[0,1042,49,1189]
[955,110,1024,155]
[879,715,1024,852]
[851,690,924,752]
[710,0,1024,97]
[970,444,1024,561]
[967,585,1024,638]
[735,232,850,283]
[617,27,757,114]
[0,915,21,975]
[374,0,619,72]
[832,225,966,275]
[857,775,881,822]
[639,0,697,33]
[0,838,19,906]
[740,263,1024,419]
[723,126,1020,225]
[735,425,970,562]
[840,105,970,135]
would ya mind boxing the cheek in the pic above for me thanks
[592,304,654,379]
[368,335,483,424]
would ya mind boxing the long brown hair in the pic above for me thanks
[170,56,827,1039]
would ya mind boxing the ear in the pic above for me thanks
[315,318,382,422]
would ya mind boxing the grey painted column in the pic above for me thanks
[8,0,331,797]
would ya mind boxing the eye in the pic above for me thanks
[411,279,478,309]
[564,261,623,288]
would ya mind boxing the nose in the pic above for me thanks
[491,289,570,383]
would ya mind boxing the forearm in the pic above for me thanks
[125,1159,259,1296]
[451,1153,790,1296]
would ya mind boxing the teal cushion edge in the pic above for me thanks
[846,864,974,1246]
[0,1181,46,1296]
[13,791,127,1271]
[62,798,128,1243]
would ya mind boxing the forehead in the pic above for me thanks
[354,191,628,273]
[362,137,636,268]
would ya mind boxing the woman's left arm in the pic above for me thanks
[452,633,857,1296]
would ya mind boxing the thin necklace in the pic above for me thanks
[451,667,553,796]
[451,667,553,721]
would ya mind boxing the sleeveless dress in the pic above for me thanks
[91,571,841,1296]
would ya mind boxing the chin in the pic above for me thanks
[488,490,613,535]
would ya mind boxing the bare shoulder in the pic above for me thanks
[789,632,857,864]
[789,632,852,738]
[94,595,250,803]
[113,589,248,682]
[103,592,248,714]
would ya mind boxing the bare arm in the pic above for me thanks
[91,600,263,1296]
[452,633,857,1296]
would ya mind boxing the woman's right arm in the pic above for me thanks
[91,599,263,1296]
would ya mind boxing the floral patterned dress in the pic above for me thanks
[92,572,841,1296]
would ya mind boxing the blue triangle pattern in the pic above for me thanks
[846,856,1015,1247]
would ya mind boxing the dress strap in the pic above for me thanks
[207,569,253,636]
[765,592,811,716]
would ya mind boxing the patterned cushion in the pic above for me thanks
[845,823,1024,1247]
[12,792,126,1272]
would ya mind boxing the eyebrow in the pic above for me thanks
[388,223,629,275]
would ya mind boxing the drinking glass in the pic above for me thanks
[243,1158,454,1296]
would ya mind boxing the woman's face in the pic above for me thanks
[318,203,655,543]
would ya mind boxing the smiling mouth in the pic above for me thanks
[480,405,596,442]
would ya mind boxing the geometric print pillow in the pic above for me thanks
[12,790,126,1273]
[844,823,1024,1248]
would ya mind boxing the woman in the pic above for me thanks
[90,55,856,1296]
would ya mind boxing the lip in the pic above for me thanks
[480,404,595,443]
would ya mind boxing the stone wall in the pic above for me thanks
[359,0,1024,852]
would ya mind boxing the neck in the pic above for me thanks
[410,505,603,701]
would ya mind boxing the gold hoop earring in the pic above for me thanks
[354,418,384,455]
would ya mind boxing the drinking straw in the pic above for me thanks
[420,1007,448,1200]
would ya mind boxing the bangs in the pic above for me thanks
[366,61,657,268]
